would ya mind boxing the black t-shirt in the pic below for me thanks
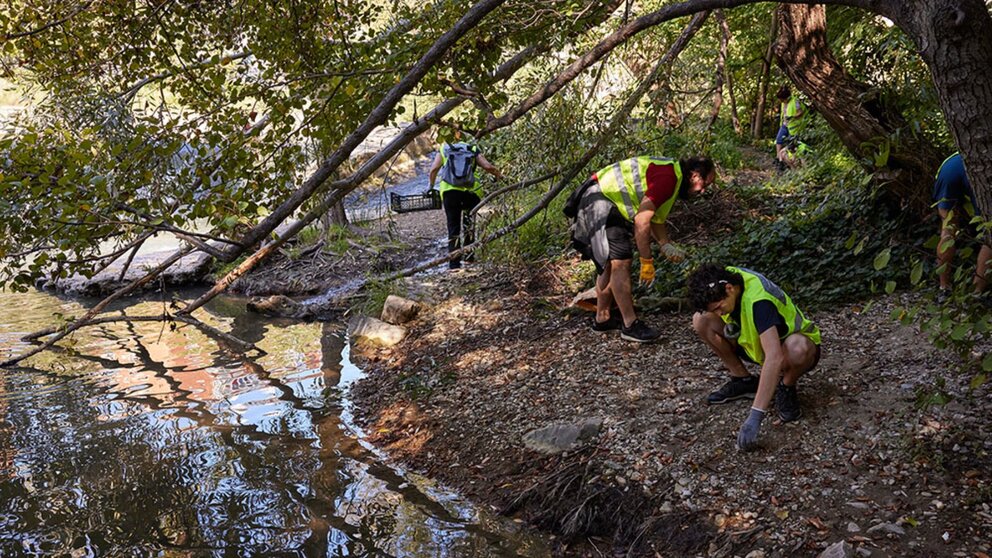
[732,297,787,338]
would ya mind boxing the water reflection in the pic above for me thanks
[0,290,548,557]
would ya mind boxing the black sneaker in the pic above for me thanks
[590,308,622,332]
[775,382,802,422]
[707,375,758,405]
[620,319,660,343]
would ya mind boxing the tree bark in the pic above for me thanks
[751,9,777,139]
[706,11,728,130]
[891,0,992,220]
[717,11,742,134]
[774,3,941,211]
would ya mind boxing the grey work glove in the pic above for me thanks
[736,408,766,452]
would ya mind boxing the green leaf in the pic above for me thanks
[910,261,923,285]
[873,248,891,271]
[951,323,970,341]
[884,280,896,294]
[983,353,992,372]
[970,373,987,389]
[853,238,866,255]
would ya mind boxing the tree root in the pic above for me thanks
[501,447,714,554]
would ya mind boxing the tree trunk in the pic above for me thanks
[892,0,992,221]
[706,11,728,130]
[323,199,348,228]
[750,9,777,140]
[716,10,741,134]
[774,4,941,212]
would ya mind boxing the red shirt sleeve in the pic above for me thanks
[645,163,677,207]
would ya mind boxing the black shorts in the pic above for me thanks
[604,206,634,262]
[734,339,821,369]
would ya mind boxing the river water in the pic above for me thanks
[0,289,549,557]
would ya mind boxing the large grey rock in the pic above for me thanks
[817,541,855,558]
[866,522,906,537]
[348,315,407,347]
[380,295,422,325]
[522,418,602,455]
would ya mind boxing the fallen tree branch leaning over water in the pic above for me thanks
[176,48,542,317]
[0,0,512,368]
[387,11,711,280]
[0,246,196,368]
[20,314,260,355]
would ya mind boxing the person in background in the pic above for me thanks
[932,152,991,299]
[428,138,502,269]
[774,85,807,170]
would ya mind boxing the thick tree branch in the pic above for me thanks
[390,11,710,278]
[224,0,508,259]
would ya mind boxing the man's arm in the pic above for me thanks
[650,218,685,262]
[752,327,785,411]
[633,198,658,258]
[428,152,443,188]
[736,325,784,451]
[476,153,502,179]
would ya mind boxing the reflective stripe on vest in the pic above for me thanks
[594,157,682,224]
[721,266,821,364]
[781,96,804,134]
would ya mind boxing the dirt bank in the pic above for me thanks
[348,260,992,557]
[229,207,447,297]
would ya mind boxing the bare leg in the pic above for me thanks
[937,209,957,290]
[692,311,749,377]
[974,244,991,293]
[595,265,614,324]
[609,259,637,327]
[780,333,819,386]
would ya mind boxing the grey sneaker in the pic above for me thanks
[775,382,802,422]
[619,319,661,343]
[707,375,758,405]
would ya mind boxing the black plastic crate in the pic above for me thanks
[390,189,442,213]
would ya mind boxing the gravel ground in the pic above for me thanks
[350,261,992,557]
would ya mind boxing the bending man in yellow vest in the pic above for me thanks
[566,156,715,342]
[688,264,821,451]
[775,85,807,170]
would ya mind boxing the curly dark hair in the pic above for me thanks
[776,84,791,101]
[677,156,716,199]
[687,264,743,311]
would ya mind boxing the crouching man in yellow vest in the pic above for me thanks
[687,264,821,451]
[566,156,715,342]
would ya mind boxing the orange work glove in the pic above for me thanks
[639,257,655,286]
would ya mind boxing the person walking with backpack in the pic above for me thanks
[428,139,502,269]
[687,264,821,451]
[565,156,715,342]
